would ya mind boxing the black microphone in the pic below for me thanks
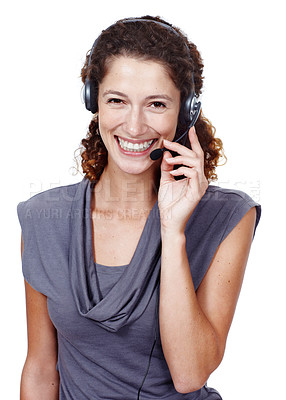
[150,148,165,160]
[150,127,190,160]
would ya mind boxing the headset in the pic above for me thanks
[83,18,201,161]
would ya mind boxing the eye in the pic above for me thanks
[107,98,123,104]
[150,101,166,109]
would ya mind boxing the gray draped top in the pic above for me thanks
[17,177,261,399]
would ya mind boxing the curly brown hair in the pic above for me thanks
[77,15,226,184]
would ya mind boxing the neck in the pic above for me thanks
[92,160,160,211]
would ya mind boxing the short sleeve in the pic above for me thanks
[219,191,261,244]
[17,181,81,298]
[185,186,261,291]
[17,200,50,296]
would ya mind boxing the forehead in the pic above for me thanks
[100,55,178,93]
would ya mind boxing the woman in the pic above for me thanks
[17,16,261,400]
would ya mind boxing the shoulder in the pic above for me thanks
[16,180,87,237]
[17,180,82,220]
[201,185,261,221]
[205,184,257,205]
[206,185,261,240]
[186,184,261,245]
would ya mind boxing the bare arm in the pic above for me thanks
[20,234,59,400]
[159,207,257,393]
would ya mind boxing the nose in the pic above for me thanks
[124,106,147,137]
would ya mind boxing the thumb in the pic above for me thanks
[160,150,175,184]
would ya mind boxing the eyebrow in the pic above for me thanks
[102,90,173,102]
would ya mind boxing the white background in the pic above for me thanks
[1,0,285,398]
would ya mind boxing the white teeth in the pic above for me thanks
[117,137,154,152]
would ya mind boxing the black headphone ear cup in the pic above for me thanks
[84,79,98,113]
[183,92,195,125]
[90,81,98,114]
[189,99,201,127]
[84,79,91,112]
[182,93,201,127]
[178,92,194,127]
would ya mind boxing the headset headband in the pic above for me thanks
[87,18,192,69]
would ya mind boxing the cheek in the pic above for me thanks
[98,107,121,133]
[151,114,178,140]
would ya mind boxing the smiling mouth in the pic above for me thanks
[116,136,157,153]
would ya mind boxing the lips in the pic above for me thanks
[115,135,157,154]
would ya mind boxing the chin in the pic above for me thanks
[116,159,155,176]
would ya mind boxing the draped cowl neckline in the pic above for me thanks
[68,177,162,332]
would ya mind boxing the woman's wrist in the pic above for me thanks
[161,226,186,243]
[159,208,190,238]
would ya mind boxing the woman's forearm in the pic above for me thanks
[20,358,59,400]
[159,229,221,393]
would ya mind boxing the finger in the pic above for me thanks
[163,138,195,157]
[165,155,201,168]
[169,166,198,179]
[170,167,208,193]
[189,126,204,157]
[169,167,206,202]
[160,150,175,183]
